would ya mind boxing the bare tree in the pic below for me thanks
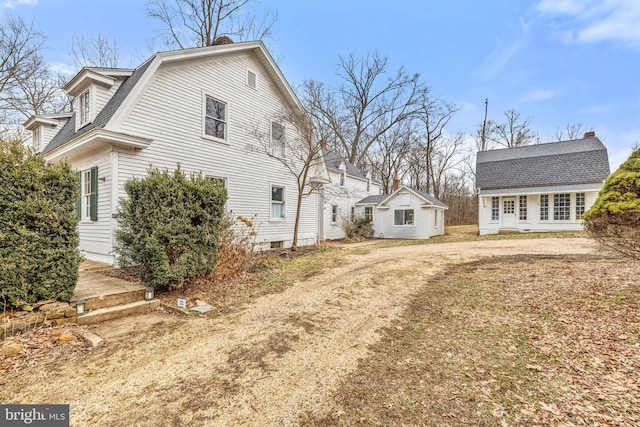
[69,33,122,68]
[551,122,589,141]
[366,121,413,193]
[0,16,45,121]
[251,108,326,250]
[146,0,277,49]
[300,52,427,169]
[485,108,538,148]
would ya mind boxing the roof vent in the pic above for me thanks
[213,36,234,45]
[583,131,596,138]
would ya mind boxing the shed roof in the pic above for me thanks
[476,137,610,190]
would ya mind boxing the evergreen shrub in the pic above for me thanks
[115,167,227,290]
[0,140,80,310]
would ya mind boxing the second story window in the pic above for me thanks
[271,123,285,157]
[78,90,90,127]
[204,96,226,140]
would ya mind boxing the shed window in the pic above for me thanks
[364,206,373,222]
[519,195,527,221]
[576,193,585,220]
[491,197,499,221]
[540,195,549,221]
[394,209,414,226]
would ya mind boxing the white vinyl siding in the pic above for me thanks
[116,53,319,250]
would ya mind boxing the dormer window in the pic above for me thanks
[32,127,41,151]
[78,89,91,128]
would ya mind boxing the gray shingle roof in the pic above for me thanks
[42,59,154,155]
[356,186,448,209]
[476,137,610,190]
[322,149,371,180]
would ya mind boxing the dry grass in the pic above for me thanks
[301,254,640,426]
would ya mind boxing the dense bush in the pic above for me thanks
[340,215,373,242]
[115,167,227,290]
[0,140,80,310]
[584,148,640,260]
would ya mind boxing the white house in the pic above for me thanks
[475,132,610,235]
[356,177,448,239]
[25,39,328,264]
[318,145,382,240]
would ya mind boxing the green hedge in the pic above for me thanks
[0,140,80,310]
[115,166,227,290]
[584,148,640,260]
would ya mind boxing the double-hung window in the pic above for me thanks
[78,90,90,127]
[576,193,585,220]
[491,197,499,221]
[79,167,98,221]
[271,185,285,219]
[271,123,285,157]
[331,205,338,223]
[540,195,549,220]
[554,193,570,220]
[204,96,226,140]
[394,209,414,226]
[364,206,373,222]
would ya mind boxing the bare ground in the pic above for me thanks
[1,237,636,426]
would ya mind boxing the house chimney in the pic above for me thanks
[393,175,400,191]
[583,131,596,138]
[320,139,327,150]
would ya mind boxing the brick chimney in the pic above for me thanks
[320,139,327,149]
[393,175,400,191]
[583,131,596,138]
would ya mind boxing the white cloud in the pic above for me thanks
[49,62,76,77]
[578,103,620,114]
[475,18,532,78]
[3,0,37,8]
[518,88,560,104]
[536,0,640,50]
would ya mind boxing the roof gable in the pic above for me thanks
[476,137,610,190]
[357,185,448,209]
[42,41,300,156]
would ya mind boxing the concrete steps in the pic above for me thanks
[77,300,160,326]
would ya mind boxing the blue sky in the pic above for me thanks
[3,0,639,169]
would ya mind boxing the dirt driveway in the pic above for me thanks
[5,238,599,426]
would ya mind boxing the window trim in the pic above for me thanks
[364,206,373,223]
[331,205,338,224]
[394,208,415,226]
[491,196,500,221]
[246,68,257,90]
[553,193,571,221]
[270,184,286,221]
[519,195,528,221]
[271,121,286,158]
[80,166,98,222]
[576,192,586,220]
[540,194,549,221]
[202,93,228,143]
[77,89,91,129]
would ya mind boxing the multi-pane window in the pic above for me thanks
[331,205,338,223]
[271,185,285,219]
[519,195,527,221]
[339,172,345,186]
[540,195,549,220]
[394,209,414,226]
[503,200,515,214]
[79,90,90,126]
[554,193,571,220]
[271,123,285,157]
[80,167,98,221]
[576,193,585,220]
[204,96,226,140]
[491,197,499,221]
[364,206,373,222]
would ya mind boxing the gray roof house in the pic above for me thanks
[475,132,610,235]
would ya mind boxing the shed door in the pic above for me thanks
[502,198,516,227]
